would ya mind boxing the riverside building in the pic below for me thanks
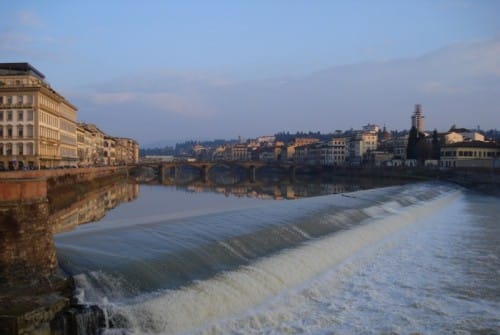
[0,63,78,169]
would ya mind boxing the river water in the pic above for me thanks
[54,181,500,335]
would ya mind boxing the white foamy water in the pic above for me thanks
[56,183,500,335]
[188,192,500,335]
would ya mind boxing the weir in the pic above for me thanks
[57,183,460,335]
[0,167,128,335]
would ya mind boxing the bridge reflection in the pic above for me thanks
[131,162,409,200]
[157,177,406,200]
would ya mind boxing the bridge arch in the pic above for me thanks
[154,160,298,184]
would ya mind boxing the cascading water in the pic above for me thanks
[54,182,500,334]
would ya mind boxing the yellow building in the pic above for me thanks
[286,137,320,160]
[115,137,139,165]
[104,135,117,166]
[0,63,78,169]
[348,131,378,159]
[76,124,94,166]
[440,141,500,168]
[77,123,105,166]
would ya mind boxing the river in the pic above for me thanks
[53,181,500,335]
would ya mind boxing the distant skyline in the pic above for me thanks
[1,0,499,146]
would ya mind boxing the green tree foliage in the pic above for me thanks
[406,126,418,159]
[431,129,440,159]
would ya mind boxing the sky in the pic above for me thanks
[1,0,500,147]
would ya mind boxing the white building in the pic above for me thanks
[348,131,378,160]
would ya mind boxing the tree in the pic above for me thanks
[416,137,431,163]
[406,126,418,160]
[431,129,440,159]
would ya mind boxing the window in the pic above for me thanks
[7,111,12,121]
[7,96,12,104]
[0,126,3,138]
[26,143,34,155]
[17,95,23,104]
[17,143,23,155]
[0,111,3,121]
[18,126,23,137]
[27,110,34,121]
[27,125,33,138]
[18,110,23,121]
[7,126,12,137]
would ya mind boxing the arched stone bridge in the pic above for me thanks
[141,160,304,183]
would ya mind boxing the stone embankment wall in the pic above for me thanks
[0,166,127,185]
[0,167,129,335]
[0,198,55,287]
[0,167,127,286]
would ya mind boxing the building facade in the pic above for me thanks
[77,123,105,166]
[0,63,78,169]
[103,135,117,166]
[440,141,500,168]
[348,131,378,161]
[115,137,139,164]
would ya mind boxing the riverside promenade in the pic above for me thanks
[0,166,128,335]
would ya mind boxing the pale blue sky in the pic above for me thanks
[1,0,499,145]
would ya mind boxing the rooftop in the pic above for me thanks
[443,141,499,149]
[0,62,46,80]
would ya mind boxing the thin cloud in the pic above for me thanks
[418,82,464,95]
[0,32,33,53]
[17,10,44,27]
[89,91,215,118]
[90,92,138,104]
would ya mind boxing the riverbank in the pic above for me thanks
[323,166,500,196]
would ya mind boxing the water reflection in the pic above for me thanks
[166,177,409,200]
[50,176,409,235]
[50,182,139,233]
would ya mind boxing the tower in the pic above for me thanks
[411,104,425,133]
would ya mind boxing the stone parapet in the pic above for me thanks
[0,179,47,202]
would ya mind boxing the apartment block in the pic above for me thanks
[347,131,378,160]
[115,137,139,165]
[77,123,105,166]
